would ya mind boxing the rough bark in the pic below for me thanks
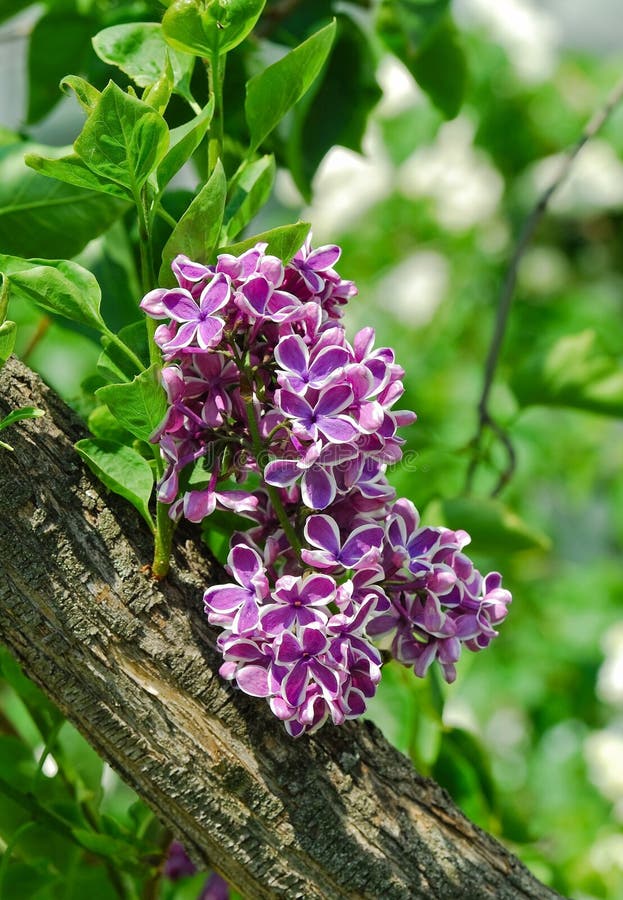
[0,356,561,900]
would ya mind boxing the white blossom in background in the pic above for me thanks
[375,55,424,118]
[399,117,504,232]
[299,127,393,240]
[455,0,560,83]
[373,250,449,327]
[597,622,623,706]
[526,140,623,216]
[585,727,623,819]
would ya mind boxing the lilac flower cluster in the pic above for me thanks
[141,235,511,736]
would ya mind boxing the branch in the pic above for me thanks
[466,74,623,495]
[0,356,561,900]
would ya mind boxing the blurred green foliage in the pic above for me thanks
[0,0,622,898]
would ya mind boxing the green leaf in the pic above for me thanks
[376,0,451,57]
[0,143,128,259]
[27,11,96,125]
[74,81,169,194]
[60,75,101,114]
[0,407,44,433]
[410,18,467,119]
[376,2,467,118]
[87,406,133,444]
[71,829,142,869]
[92,22,196,107]
[288,16,382,200]
[97,321,150,384]
[218,221,310,266]
[96,365,167,443]
[245,21,336,153]
[0,321,16,367]
[157,98,214,191]
[1,257,105,331]
[142,55,175,116]
[25,151,131,200]
[162,0,266,57]
[159,159,227,283]
[511,330,623,418]
[439,497,551,553]
[222,155,275,243]
[75,439,155,531]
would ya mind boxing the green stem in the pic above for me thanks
[102,327,145,375]
[155,204,178,230]
[207,51,224,174]
[244,398,301,554]
[152,500,175,579]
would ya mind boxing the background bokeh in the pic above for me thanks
[1,1,623,898]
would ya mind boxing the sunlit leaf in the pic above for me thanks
[0,256,105,332]
[75,439,155,531]
[218,221,310,266]
[96,365,167,444]
[245,21,336,153]
[159,159,227,283]
[157,98,214,191]
[92,22,196,107]
[0,144,128,259]
[221,155,275,243]
[162,0,266,57]
[74,82,169,194]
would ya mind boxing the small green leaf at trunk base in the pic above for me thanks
[75,438,155,531]
[96,364,167,443]
[0,321,16,367]
[0,406,44,451]
[159,159,227,284]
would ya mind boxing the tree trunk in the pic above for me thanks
[0,356,562,900]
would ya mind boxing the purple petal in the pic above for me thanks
[228,544,264,590]
[140,288,169,318]
[309,661,339,697]
[275,631,302,664]
[299,573,336,606]
[340,524,384,567]
[301,467,336,510]
[239,275,270,315]
[282,662,309,707]
[236,665,271,697]
[196,316,225,349]
[307,244,341,270]
[162,290,200,323]
[278,390,313,421]
[162,321,198,351]
[308,347,349,386]
[301,625,329,656]
[264,458,300,487]
[234,596,260,633]
[317,414,358,443]
[275,334,308,376]
[315,384,353,417]
[204,585,246,614]
[200,273,230,314]
[304,514,341,556]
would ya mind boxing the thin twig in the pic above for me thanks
[466,73,623,495]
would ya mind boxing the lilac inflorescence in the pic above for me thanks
[141,236,511,736]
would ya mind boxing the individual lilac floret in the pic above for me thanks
[204,545,269,633]
[302,514,383,572]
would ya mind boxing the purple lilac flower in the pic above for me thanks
[139,234,512,736]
